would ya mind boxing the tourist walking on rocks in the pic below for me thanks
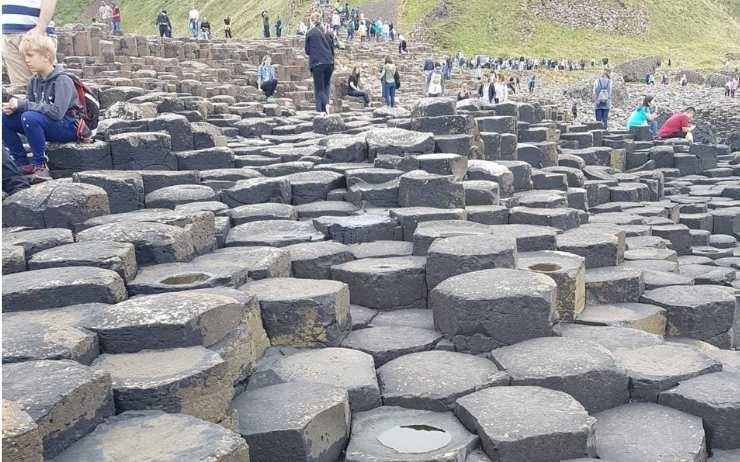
[495,73,508,103]
[2,0,59,87]
[389,22,394,41]
[626,95,658,138]
[680,74,688,87]
[726,80,733,97]
[731,77,738,97]
[257,55,278,99]
[347,66,370,106]
[224,16,232,39]
[478,72,496,104]
[188,7,199,38]
[2,34,81,181]
[380,56,398,107]
[262,11,270,38]
[305,11,335,113]
[111,4,122,35]
[346,17,354,41]
[422,57,435,96]
[593,69,612,129]
[427,63,444,97]
[528,74,536,93]
[657,107,696,141]
[156,10,172,38]
[275,17,283,38]
[199,17,211,40]
[331,11,340,33]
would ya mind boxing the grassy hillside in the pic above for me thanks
[399,0,740,69]
[56,0,313,39]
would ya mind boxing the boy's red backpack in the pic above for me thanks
[61,72,100,141]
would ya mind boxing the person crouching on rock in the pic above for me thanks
[2,34,81,181]
[257,55,278,99]
[626,95,658,138]
[657,107,696,143]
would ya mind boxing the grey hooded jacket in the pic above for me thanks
[17,64,81,121]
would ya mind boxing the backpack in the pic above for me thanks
[57,72,100,140]
[596,78,610,105]
[394,70,401,89]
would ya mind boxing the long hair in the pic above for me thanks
[642,95,654,107]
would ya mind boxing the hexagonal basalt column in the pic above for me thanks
[426,235,517,290]
[240,278,351,347]
[430,269,557,353]
[517,250,586,321]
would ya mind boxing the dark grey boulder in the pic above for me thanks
[555,323,664,353]
[226,220,324,247]
[594,403,707,461]
[92,346,231,423]
[371,309,435,330]
[2,243,25,274]
[248,347,380,412]
[378,350,509,411]
[331,256,428,310]
[576,302,667,335]
[585,266,644,304]
[28,241,137,283]
[341,325,443,366]
[491,336,629,412]
[517,250,586,321]
[455,386,595,462]
[220,177,292,207]
[231,382,350,462]
[348,240,414,259]
[145,184,217,208]
[2,360,114,459]
[615,343,722,400]
[489,224,559,252]
[430,269,556,353]
[51,410,249,462]
[73,170,144,213]
[659,371,740,450]
[240,277,351,347]
[313,213,403,244]
[285,241,354,279]
[412,220,492,255]
[3,267,126,312]
[228,203,297,224]
[2,228,74,256]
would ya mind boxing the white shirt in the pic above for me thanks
[298,22,307,33]
[332,13,340,26]
[99,5,112,19]
[495,83,508,102]
[188,9,199,21]
[2,0,56,34]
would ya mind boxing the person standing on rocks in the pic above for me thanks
[422,57,435,96]
[478,72,496,104]
[305,11,335,114]
[199,17,211,40]
[592,69,612,129]
[528,74,536,93]
[188,6,200,38]
[156,10,172,38]
[2,34,81,181]
[347,66,370,106]
[275,17,283,38]
[98,2,112,31]
[657,107,696,141]
[680,74,688,87]
[626,95,658,138]
[427,63,444,97]
[257,55,278,99]
[2,0,59,87]
[261,11,270,38]
[223,16,232,39]
[380,56,397,107]
[731,76,738,97]
[111,4,122,35]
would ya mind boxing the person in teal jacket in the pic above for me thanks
[626,95,658,138]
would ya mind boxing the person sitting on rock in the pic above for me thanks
[626,95,658,138]
[2,34,81,181]
[257,55,278,99]
[398,35,407,54]
[657,107,696,142]
[347,66,370,106]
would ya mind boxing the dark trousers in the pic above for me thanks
[382,81,396,107]
[225,29,232,39]
[348,89,369,105]
[3,111,77,165]
[263,25,270,38]
[595,108,609,129]
[2,148,29,195]
[311,64,334,112]
[159,24,168,37]
[261,79,278,98]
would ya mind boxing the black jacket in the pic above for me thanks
[305,25,334,68]
[156,13,171,28]
[478,82,496,104]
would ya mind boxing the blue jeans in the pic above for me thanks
[383,81,396,107]
[649,120,658,138]
[595,107,609,129]
[112,20,121,33]
[2,111,77,165]
[348,89,369,106]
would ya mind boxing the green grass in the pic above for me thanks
[55,0,92,25]
[402,0,740,69]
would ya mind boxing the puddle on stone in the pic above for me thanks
[377,424,452,454]
[160,273,210,285]
[529,263,561,273]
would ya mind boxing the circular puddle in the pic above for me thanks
[377,424,452,454]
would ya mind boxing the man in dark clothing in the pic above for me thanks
[262,11,270,38]
[156,10,172,38]
[275,17,282,38]
[305,13,335,113]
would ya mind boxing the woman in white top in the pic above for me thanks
[494,73,508,103]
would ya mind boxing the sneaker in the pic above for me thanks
[29,163,51,183]
[19,164,36,175]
